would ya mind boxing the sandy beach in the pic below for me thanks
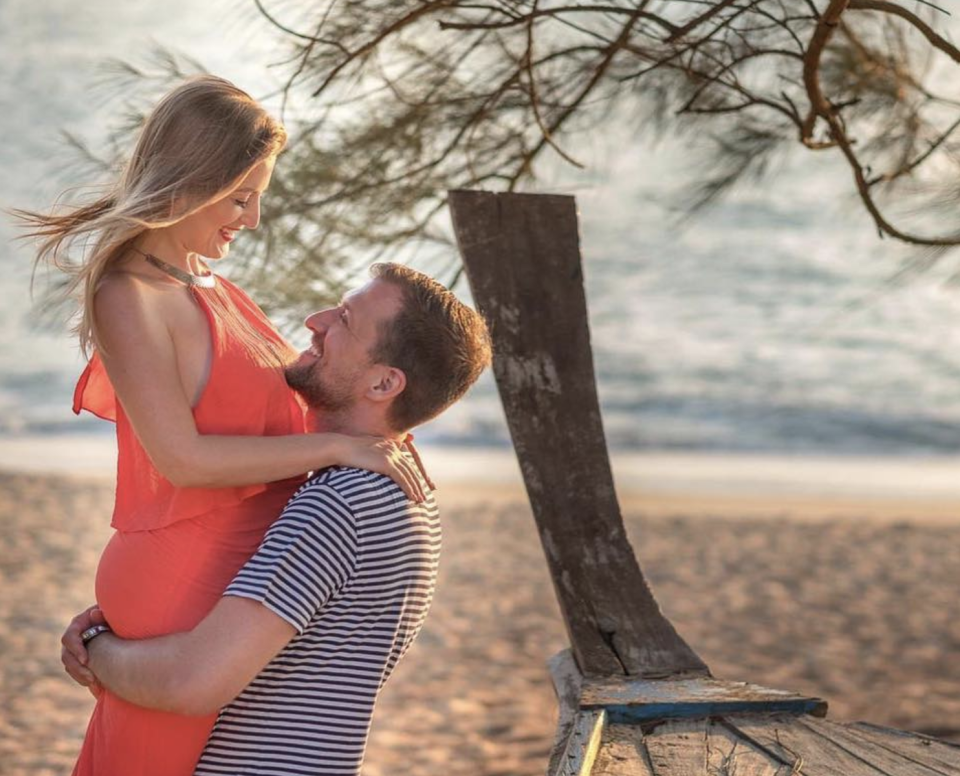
[1,463,959,776]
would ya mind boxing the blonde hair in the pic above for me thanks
[15,75,288,364]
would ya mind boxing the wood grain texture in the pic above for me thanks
[849,723,960,772]
[801,719,960,775]
[640,718,795,776]
[449,188,708,679]
[549,650,588,775]
[643,719,712,775]
[700,721,791,776]
[556,710,607,776]
[581,676,827,723]
[585,716,960,776]
[593,725,655,776]
[728,714,960,775]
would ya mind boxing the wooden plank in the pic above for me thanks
[449,188,708,679]
[642,718,788,776]
[549,650,588,775]
[581,676,827,723]
[851,722,960,771]
[854,722,960,754]
[817,720,960,774]
[592,724,655,776]
[728,713,948,775]
[585,715,960,775]
[718,714,828,776]
[643,718,712,775]
[703,720,792,776]
[556,710,607,776]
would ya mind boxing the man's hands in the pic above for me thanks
[60,596,296,715]
[61,605,106,698]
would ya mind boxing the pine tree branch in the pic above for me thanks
[847,0,960,63]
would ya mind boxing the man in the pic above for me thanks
[60,262,492,775]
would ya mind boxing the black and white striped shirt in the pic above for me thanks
[194,465,441,776]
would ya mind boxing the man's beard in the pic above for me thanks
[285,357,358,413]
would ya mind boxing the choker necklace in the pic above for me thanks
[133,248,216,288]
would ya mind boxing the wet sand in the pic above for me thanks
[1,471,958,775]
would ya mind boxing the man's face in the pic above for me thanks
[285,279,404,412]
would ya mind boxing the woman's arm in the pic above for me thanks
[93,275,424,500]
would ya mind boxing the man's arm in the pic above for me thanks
[63,483,359,714]
[86,597,296,716]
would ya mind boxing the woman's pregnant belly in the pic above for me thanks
[96,484,297,638]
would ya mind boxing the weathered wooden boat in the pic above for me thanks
[449,189,960,776]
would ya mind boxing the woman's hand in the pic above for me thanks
[331,435,426,502]
[403,434,436,491]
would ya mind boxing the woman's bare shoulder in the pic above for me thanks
[92,271,192,362]
[94,265,184,316]
[93,271,151,320]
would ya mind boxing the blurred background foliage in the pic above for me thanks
[53,0,960,321]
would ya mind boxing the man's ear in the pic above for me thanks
[367,366,406,403]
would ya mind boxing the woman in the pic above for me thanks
[17,75,427,776]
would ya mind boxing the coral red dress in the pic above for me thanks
[71,276,307,776]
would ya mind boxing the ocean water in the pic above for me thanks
[4,1,960,455]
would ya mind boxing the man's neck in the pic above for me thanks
[306,409,403,443]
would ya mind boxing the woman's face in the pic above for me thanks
[173,156,276,260]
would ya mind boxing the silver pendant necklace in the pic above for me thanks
[133,247,216,288]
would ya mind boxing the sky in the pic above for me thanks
[6,2,960,455]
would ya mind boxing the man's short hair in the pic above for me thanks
[369,263,492,431]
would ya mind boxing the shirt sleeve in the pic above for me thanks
[224,483,359,634]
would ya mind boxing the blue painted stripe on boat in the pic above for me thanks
[597,698,827,723]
